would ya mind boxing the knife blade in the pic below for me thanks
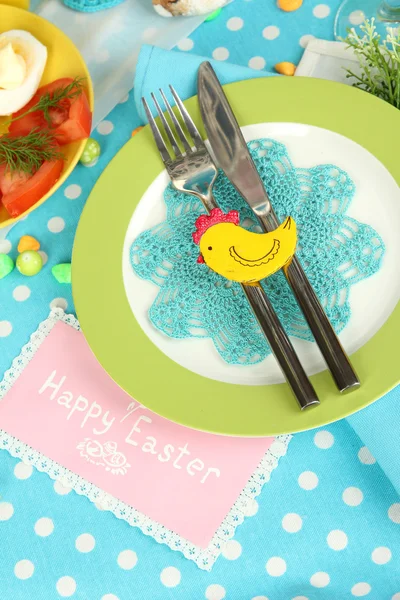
[197,61,360,393]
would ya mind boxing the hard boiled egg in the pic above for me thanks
[0,30,47,116]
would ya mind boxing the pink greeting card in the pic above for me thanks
[0,310,290,569]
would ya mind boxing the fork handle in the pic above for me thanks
[242,283,320,410]
[259,211,360,393]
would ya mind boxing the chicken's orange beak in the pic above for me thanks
[197,254,205,264]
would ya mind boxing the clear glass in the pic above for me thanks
[334,0,400,39]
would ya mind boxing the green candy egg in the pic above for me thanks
[16,250,43,277]
[205,7,222,21]
[52,263,71,284]
[0,253,14,279]
[80,138,101,166]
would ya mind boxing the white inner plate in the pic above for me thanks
[122,123,400,386]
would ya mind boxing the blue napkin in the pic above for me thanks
[134,44,275,122]
[133,44,400,496]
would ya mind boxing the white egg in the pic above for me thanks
[0,30,47,116]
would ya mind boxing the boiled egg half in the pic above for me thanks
[0,30,47,116]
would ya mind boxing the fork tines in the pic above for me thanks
[142,86,203,161]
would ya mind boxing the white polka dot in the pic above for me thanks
[222,540,242,560]
[310,571,330,588]
[117,550,137,570]
[50,298,68,311]
[263,25,280,40]
[266,556,286,576]
[358,447,376,464]
[142,27,158,41]
[177,38,194,51]
[251,597,269,600]
[343,487,363,506]
[75,533,95,553]
[327,529,348,550]
[64,184,82,200]
[349,9,365,25]
[47,217,65,233]
[388,503,400,523]
[0,502,14,520]
[97,120,114,135]
[13,285,31,302]
[282,513,303,533]
[14,462,33,479]
[212,47,229,61]
[248,56,266,70]
[56,576,76,597]
[0,239,11,253]
[292,597,309,600]
[313,4,330,18]
[53,481,72,495]
[392,594,400,600]
[0,321,12,337]
[371,546,392,564]
[243,498,259,516]
[14,559,34,580]
[351,583,371,596]
[96,48,110,63]
[205,584,226,600]
[160,566,181,587]
[101,596,120,600]
[119,94,129,104]
[35,517,54,537]
[298,471,318,490]
[38,251,48,265]
[299,34,315,48]
[227,17,244,31]
[314,430,334,449]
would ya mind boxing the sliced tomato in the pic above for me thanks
[0,159,64,218]
[9,78,92,145]
[0,168,30,195]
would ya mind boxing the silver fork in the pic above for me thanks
[142,87,320,410]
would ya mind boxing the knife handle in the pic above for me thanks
[242,283,320,410]
[259,212,360,393]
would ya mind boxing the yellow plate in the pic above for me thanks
[0,5,94,228]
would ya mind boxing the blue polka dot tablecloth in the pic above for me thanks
[1,1,400,598]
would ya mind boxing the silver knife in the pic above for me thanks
[197,61,360,393]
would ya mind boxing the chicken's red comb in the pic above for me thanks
[192,208,239,245]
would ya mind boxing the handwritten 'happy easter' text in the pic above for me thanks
[39,370,221,484]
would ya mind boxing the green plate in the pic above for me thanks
[72,77,400,436]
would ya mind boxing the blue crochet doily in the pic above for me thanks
[63,0,125,12]
[130,138,385,366]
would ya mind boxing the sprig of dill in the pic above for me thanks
[0,129,62,174]
[10,77,85,125]
[344,19,400,108]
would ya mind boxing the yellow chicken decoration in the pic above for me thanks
[193,208,297,284]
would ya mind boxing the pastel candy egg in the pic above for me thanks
[275,62,296,76]
[80,138,101,166]
[131,126,143,138]
[278,0,303,11]
[205,7,222,21]
[0,253,14,279]
[16,250,43,276]
[52,263,71,284]
[18,235,40,252]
